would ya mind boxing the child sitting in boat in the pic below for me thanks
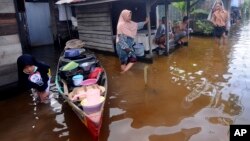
[17,54,51,103]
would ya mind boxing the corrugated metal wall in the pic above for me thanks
[75,3,114,52]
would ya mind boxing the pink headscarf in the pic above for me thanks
[116,9,138,41]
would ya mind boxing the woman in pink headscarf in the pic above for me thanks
[116,9,149,73]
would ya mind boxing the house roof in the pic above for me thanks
[55,0,189,5]
[157,0,188,3]
[56,0,119,5]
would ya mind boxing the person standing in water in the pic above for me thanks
[211,2,229,46]
[116,9,149,73]
[17,54,50,103]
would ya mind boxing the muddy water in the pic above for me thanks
[1,20,250,141]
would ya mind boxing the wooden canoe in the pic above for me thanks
[55,49,108,141]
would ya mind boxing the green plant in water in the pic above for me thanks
[196,20,214,35]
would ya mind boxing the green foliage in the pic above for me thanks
[243,0,250,12]
[191,9,209,19]
[190,9,209,15]
[196,20,214,35]
[172,0,203,15]
[172,2,186,15]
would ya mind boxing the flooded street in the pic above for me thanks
[1,20,250,141]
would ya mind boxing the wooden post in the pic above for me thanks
[165,0,170,55]
[48,0,57,39]
[186,0,190,41]
[227,0,231,30]
[64,4,72,39]
[146,0,152,56]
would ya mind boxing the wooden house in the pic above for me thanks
[54,0,193,56]
[1,0,223,87]
[70,0,158,53]
[0,0,60,87]
[0,0,22,87]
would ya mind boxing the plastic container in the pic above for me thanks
[79,61,96,72]
[81,96,105,114]
[64,49,80,58]
[81,79,97,86]
[61,61,79,71]
[59,61,79,79]
[133,43,145,57]
[72,74,84,86]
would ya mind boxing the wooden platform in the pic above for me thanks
[137,54,153,64]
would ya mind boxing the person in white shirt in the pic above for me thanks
[154,17,174,49]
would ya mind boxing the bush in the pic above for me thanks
[195,20,214,35]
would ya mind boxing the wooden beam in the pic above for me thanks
[165,0,170,55]
[0,1,15,13]
[78,30,112,35]
[0,63,18,86]
[80,36,113,44]
[75,6,109,13]
[77,16,111,22]
[186,0,190,41]
[0,24,18,36]
[82,41,113,48]
[76,13,110,18]
[84,45,114,52]
[78,25,112,31]
[157,0,186,4]
[75,2,114,53]
[146,0,152,56]
[49,0,57,38]
[0,13,16,24]
[79,33,113,40]
[0,13,18,36]
[0,63,17,75]
[0,34,20,46]
[0,43,22,65]
[71,0,119,6]
[78,21,111,26]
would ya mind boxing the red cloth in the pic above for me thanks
[88,67,103,79]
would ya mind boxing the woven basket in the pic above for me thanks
[65,39,85,49]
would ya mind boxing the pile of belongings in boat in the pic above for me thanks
[63,39,86,59]
[65,39,85,49]
[58,39,105,114]
[59,59,103,86]
[58,38,102,82]
[68,84,105,105]
[61,61,105,113]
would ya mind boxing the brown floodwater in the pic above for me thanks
[1,20,250,141]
